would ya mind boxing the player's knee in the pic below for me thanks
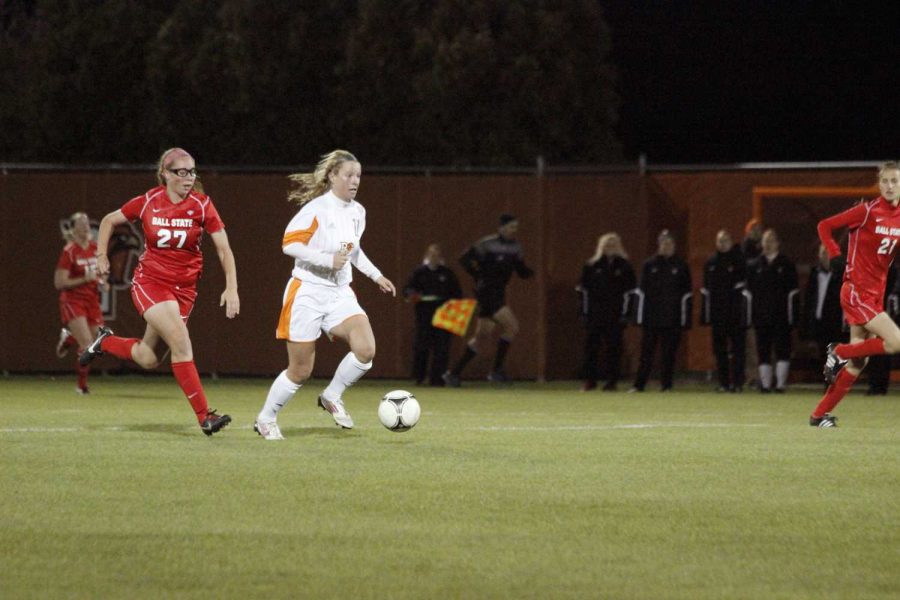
[286,363,312,382]
[353,344,375,364]
[883,338,900,354]
[132,345,159,369]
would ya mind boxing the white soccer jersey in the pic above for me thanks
[282,190,382,287]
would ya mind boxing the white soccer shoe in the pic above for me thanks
[253,420,284,440]
[317,394,354,429]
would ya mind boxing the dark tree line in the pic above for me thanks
[1,0,621,166]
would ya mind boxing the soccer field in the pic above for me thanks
[1,376,898,599]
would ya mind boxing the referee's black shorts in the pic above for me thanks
[476,287,506,318]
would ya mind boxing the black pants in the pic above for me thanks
[634,326,681,390]
[581,322,624,384]
[711,323,746,389]
[754,323,791,364]
[412,320,453,386]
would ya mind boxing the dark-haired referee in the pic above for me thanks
[443,214,534,385]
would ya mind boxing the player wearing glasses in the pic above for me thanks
[79,148,240,436]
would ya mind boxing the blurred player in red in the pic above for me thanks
[812,161,900,427]
[79,148,240,436]
[54,212,106,394]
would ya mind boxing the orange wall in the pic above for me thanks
[0,166,877,379]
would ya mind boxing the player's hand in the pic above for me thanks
[220,288,240,319]
[98,277,110,293]
[376,276,396,296]
[332,252,350,270]
[95,254,110,278]
[84,266,99,282]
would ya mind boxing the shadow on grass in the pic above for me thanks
[278,426,360,438]
[116,423,197,437]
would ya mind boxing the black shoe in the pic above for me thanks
[602,381,617,391]
[487,370,510,383]
[759,386,771,394]
[809,413,838,428]
[78,326,113,366]
[823,343,848,384]
[200,409,232,436]
[774,388,786,394]
[442,371,461,388]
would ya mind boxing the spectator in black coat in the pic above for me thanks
[747,229,799,393]
[701,230,748,392]
[403,244,462,386]
[629,230,693,392]
[577,233,636,392]
[742,218,763,260]
[802,243,846,368]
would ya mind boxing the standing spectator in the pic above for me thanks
[864,259,900,395]
[629,230,693,392]
[742,218,763,260]
[814,162,900,426]
[54,212,106,394]
[801,244,846,369]
[79,148,239,436]
[577,232,636,391]
[443,214,534,386]
[700,229,748,392]
[403,243,462,386]
[253,150,396,439]
[747,229,799,393]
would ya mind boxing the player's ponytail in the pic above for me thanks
[288,149,358,206]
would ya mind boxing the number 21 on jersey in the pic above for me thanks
[877,237,897,255]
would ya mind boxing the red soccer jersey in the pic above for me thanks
[57,240,101,303]
[818,196,900,295]
[121,186,225,286]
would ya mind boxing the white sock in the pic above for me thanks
[759,363,773,389]
[258,370,301,422]
[323,352,372,401]
[775,360,790,389]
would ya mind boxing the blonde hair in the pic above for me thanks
[589,232,627,263]
[62,212,89,241]
[878,161,900,177]
[156,147,193,185]
[287,149,359,206]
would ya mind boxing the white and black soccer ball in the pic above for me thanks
[378,390,421,432]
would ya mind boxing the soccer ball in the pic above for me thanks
[378,390,421,432]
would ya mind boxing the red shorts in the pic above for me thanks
[59,295,104,327]
[840,281,883,326]
[131,277,198,321]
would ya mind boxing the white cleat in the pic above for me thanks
[317,394,354,429]
[253,420,284,440]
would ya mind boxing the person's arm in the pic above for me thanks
[93,210,129,278]
[351,246,395,296]
[210,229,240,318]
[514,257,534,279]
[54,267,98,290]
[459,244,480,278]
[817,202,868,258]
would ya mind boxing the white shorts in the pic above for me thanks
[275,278,366,342]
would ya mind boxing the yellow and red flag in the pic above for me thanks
[431,299,478,337]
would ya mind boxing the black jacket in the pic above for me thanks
[403,264,462,323]
[801,260,844,339]
[578,255,636,326]
[634,254,693,328]
[459,234,533,294]
[747,253,799,327]
[701,245,748,327]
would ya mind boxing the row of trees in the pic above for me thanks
[1,0,622,166]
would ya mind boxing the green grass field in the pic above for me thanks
[1,375,898,599]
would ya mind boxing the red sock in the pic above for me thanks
[65,334,77,349]
[100,336,140,360]
[812,368,857,418]
[835,338,886,359]
[76,352,89,390]
[171,361,209,424]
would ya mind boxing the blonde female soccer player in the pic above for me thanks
[254,150,396,440]
[79,148,239,436]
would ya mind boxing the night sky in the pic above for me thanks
[602,3,899,165]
